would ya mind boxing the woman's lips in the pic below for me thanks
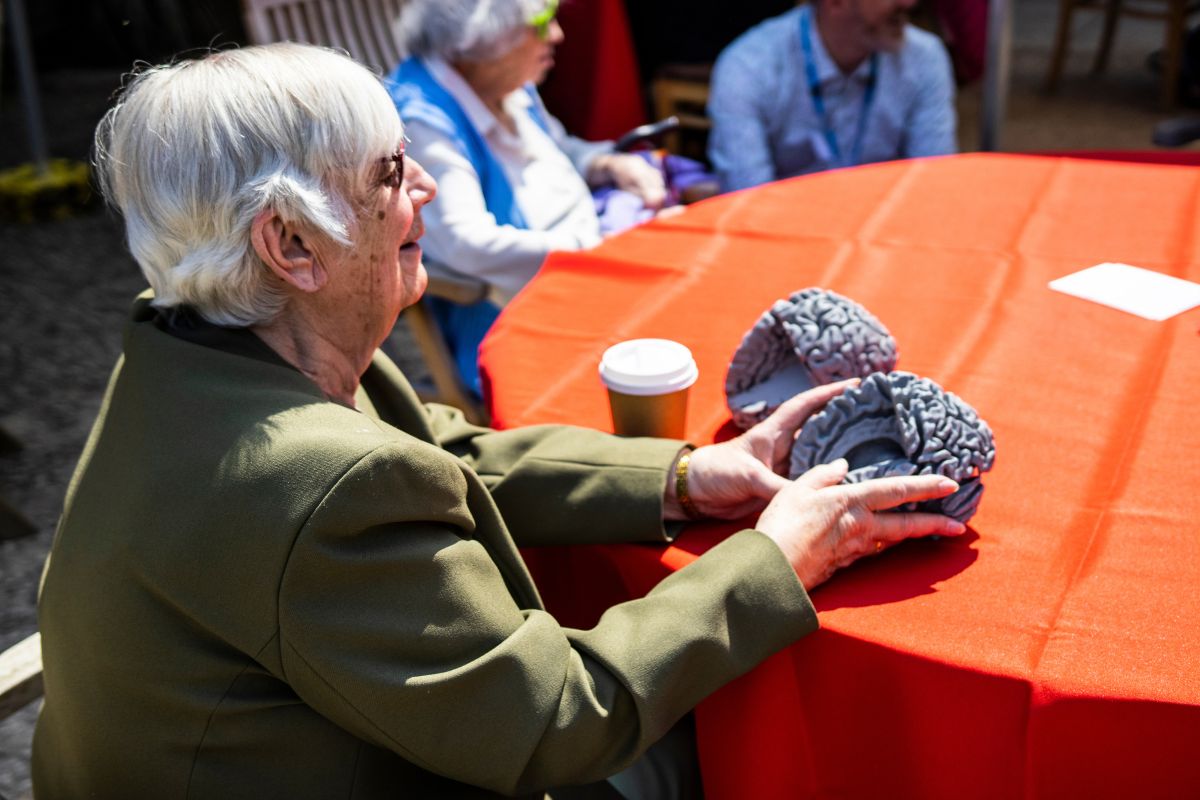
[400,219,424,250]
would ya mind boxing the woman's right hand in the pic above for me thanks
[755,459,967,591]
[592,153,668,210]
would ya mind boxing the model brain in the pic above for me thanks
[725,288,898,429]
[789,371,996,524]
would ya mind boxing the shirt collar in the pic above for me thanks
[804,5,876,86]
[424,56,532,137]
[152,306,294,372]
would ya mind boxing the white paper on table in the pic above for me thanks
[1048,262,1200,321]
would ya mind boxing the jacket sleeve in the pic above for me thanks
[533,90,614,181]
[277,442,817,795]
[424,402,687,547]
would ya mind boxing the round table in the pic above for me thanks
[479,153,1200,798]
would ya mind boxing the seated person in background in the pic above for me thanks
[33,42,966,799]
[389,0,666,394]
[708,0,957,191]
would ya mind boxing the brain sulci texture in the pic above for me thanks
[790,371,997,524]
[725,288,898,429]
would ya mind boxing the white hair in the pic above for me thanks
[395,0,549,62]
[94,43,404,327]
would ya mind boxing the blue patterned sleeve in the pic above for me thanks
[902,35,958,158]
[707,47,779,192]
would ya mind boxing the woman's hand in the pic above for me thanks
[592,153,667,210]
[755,461,966,591]
[665,380,859,521]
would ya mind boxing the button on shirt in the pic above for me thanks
[404,58,612,305]
[708,6,956,191]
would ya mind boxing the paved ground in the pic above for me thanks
[0,209,141,798]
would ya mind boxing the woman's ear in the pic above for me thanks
[250,208,328,293]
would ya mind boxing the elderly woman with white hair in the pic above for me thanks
[32,42,965,799]
[389,0,671,393]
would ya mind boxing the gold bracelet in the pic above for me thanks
[674,451,703,520]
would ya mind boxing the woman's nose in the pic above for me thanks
[405,156,437,208]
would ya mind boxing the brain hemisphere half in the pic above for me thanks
[790,372,997,524]
[725,288,898,429]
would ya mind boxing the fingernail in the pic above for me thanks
[831,458,849,470]
[948,521,967,535]
[938,477,959,492]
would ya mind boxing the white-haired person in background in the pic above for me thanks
[33,41,967,799]
[389,0,670,394]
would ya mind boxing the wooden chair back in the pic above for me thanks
[242,0,407,74]
[0,633,42,721]
[1045,0,1200,108]
[651,63,712,161]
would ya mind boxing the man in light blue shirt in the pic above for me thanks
[708,0,956,191]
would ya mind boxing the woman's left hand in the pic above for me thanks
[665,380,860,521]
[593,153,668,210]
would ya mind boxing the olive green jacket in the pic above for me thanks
[33,297,817,798]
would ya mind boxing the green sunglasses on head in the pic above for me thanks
[529,0,559,40]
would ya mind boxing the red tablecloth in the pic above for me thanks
[479,153,1200,798]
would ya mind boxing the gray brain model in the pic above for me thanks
[725,288,898,429]
[790,372,996,524]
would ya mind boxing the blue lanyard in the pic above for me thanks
[799,7,878,168]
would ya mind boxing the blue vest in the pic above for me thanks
[386,57,549,229]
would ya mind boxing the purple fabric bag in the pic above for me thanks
[593,152,714,236]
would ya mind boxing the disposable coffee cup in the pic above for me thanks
[599,339,698,438]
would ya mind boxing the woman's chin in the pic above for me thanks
[404,262,429,308]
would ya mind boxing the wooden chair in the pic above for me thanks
[651,63,713,159]
[242,0,490,424]
[402,262,490,424]
[0,633,42,722]
[243,0,407,74]
[1045,0,1200,107]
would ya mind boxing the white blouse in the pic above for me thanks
[404,57,612,305]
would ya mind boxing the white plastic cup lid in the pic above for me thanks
[599,339,699,396]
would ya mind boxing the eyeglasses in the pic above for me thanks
[528,0,559,40]
[380,144,405,189]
